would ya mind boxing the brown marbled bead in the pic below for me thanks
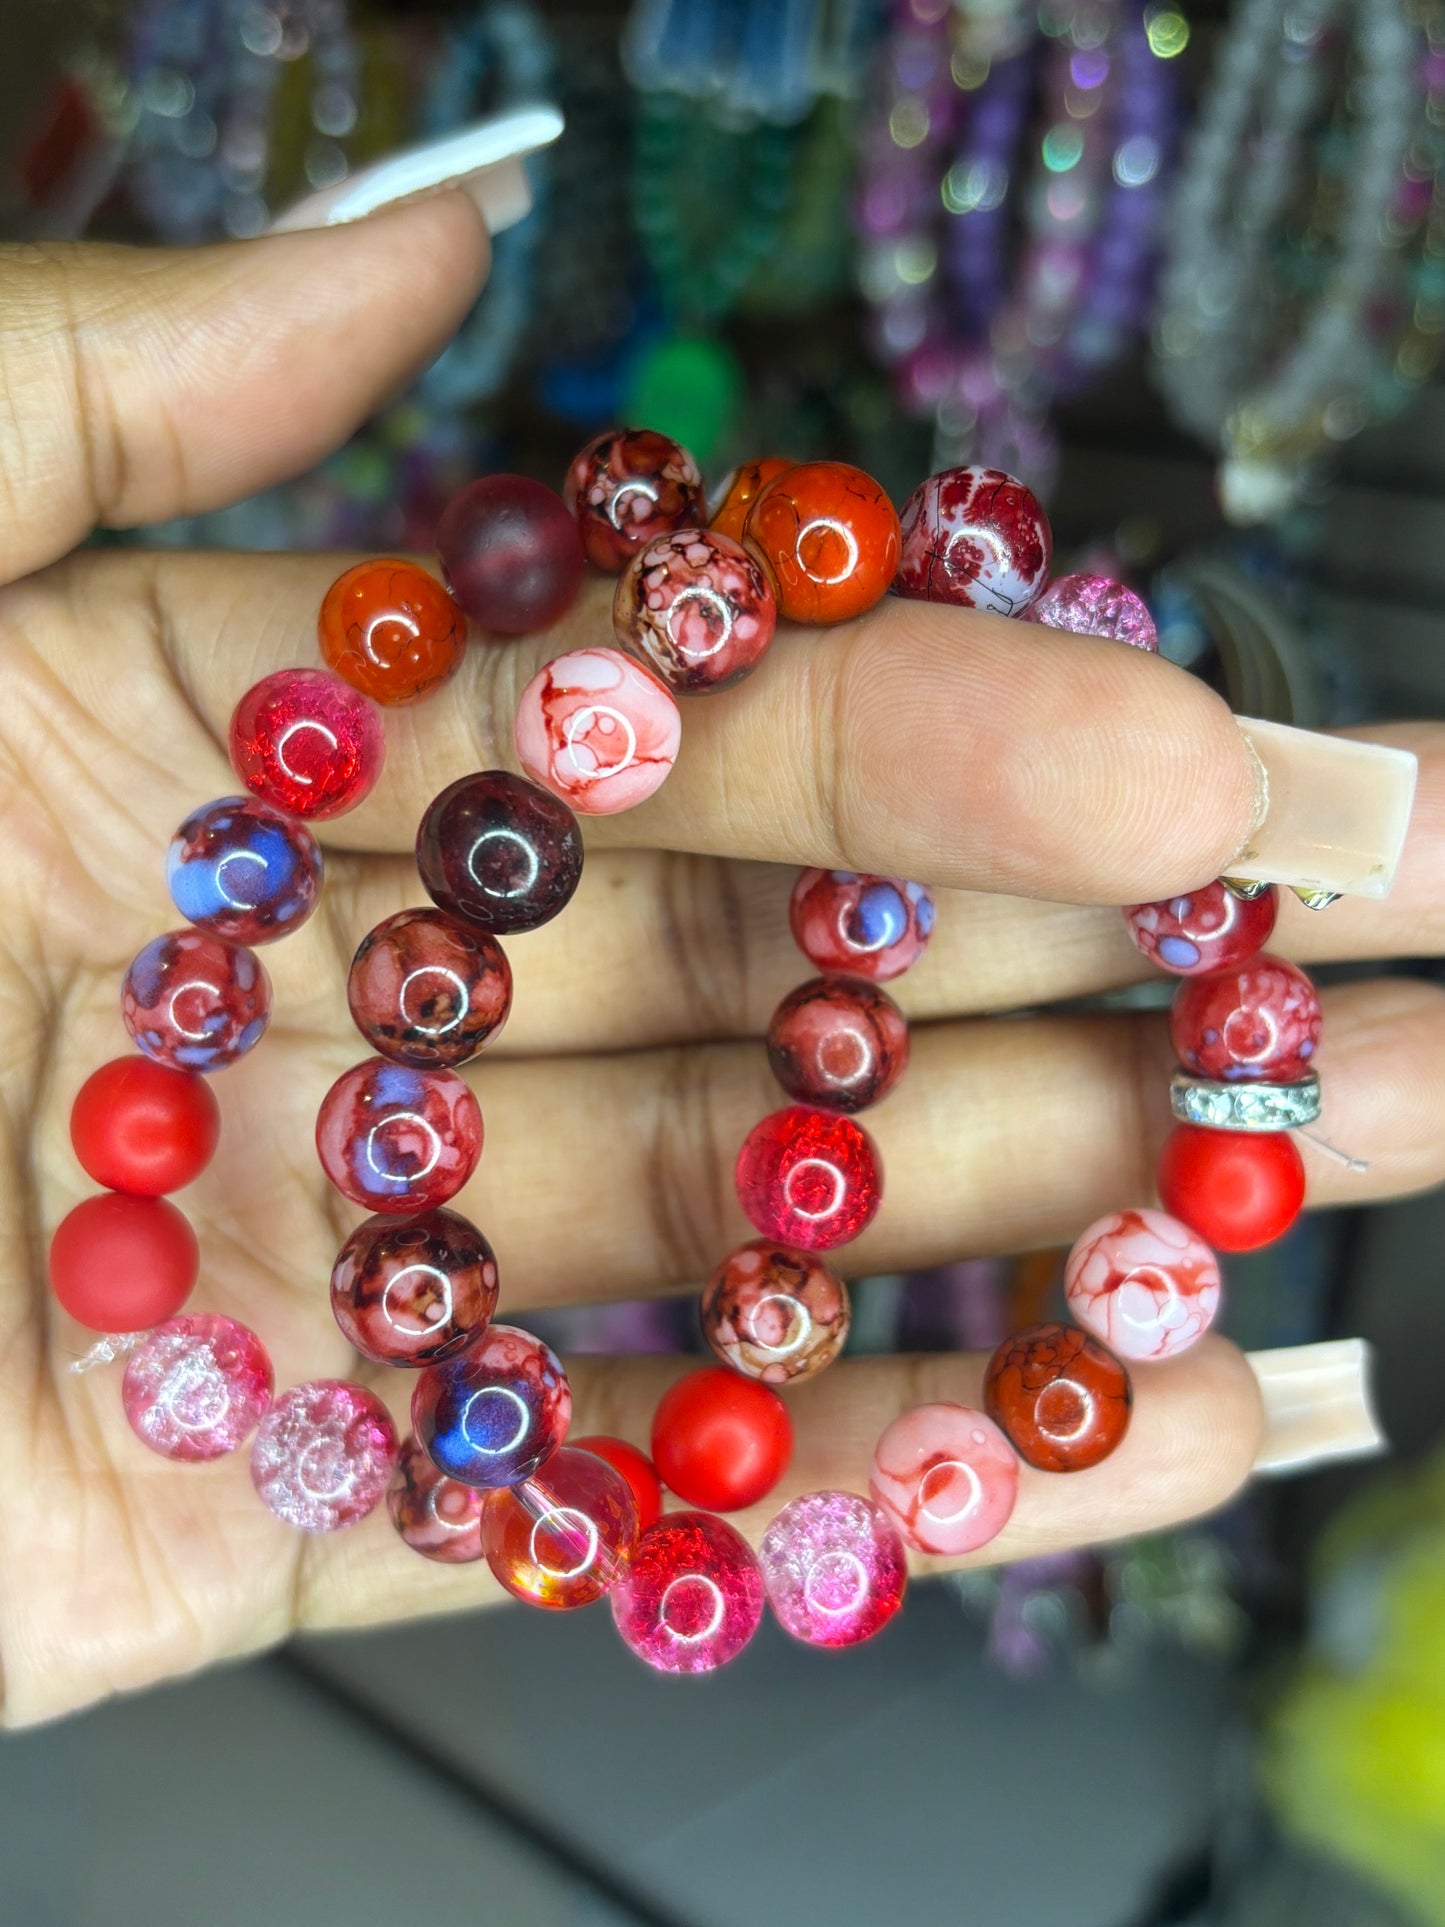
[766,974,909,1114]
[700,1239,850,1384]
[348,908,512,1069]
[983,1321,1131,1473]
[386,1434,486,1563]
[331,1207,498,1368]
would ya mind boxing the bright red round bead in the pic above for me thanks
[1157,1125,1306,1252]
[1123,880,1278,977]
[610,1511,765,1675]
[767,974,909,1113]
[1170,955,1322,1083]
[735,1105,882,1251]
[70,1057,219,1196]
[651,1367,792,1512]
[570,1434,664,1532]
[436,474,585,634]
[229,667,385,822]
[49,1192,199,1332]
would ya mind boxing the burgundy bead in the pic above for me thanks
[767,974,909,1113]
[563,427,706,573]
[122,930,270,1073]
[789,869,935,983]
[386,1434,486,1563]
[315,1058,483,1214]
[1124,881,1279,977]
[330,1206,498,1367]
[348,908,512,1068]
[613,526,777,693]
[701,1239,850,1383]
[1169,955,1322,1083]
[416,771,583,936]
[735,1105,882,1252]
[436,474,586,635]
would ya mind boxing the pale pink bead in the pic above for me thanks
[1023,573,1157,650]
[514,647,680,816]
[250,1379,398,1532]
[1063,1208,1221,1361]
[759,1490,907,1648]
[869,1403,1018,1556]
[122,1314,273,1462]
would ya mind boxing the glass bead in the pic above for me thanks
[347,908,512,1069]
[710,456,793,543]
[735,1105,882,1252]
[318,559,466,706]
[49,1193,198,1332]
[984,1322,1131,1473]
[1169,956,1322,1083]
[1063,1209,1221,1362]
[250,1379,399,1532]
[870,1403,1019,1555]
[613,527,777,694]
[651,1367,792,1512]
[315,1058,482,1214]
[1124,880,1278,977]
[386,1434,486,1564]
[70,1057,219,1196]
[412,1323,571,1489]
[416,771,583,935]
[167,795,322,945]
[569,1435,663,1532]
[436,474,585,634]
[789,869,935,983]
[894,466,1052,615]
[563,426,706,573]
[610,1511,765,1675]
[1156,1125,1305,1253]
[1023,573,1157,650]
[122,930,271,1072]
[767,974,909,1113]
[701,1239,850,1384]
[514,648,680,815]
[759,1491,907,1648]
[742,460,900,623]
[229,667,385,821]
[122,1314,273,1462]
[481,1446,639,1609]
[330,1205,498,1367]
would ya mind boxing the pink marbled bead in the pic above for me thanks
[122,1314,273,1462]
[1063,1208,1221,1361]
[250,1379,399,1532]
[514,647,680,816]
[759,1490,907,1648]
[1023,573,1158,650]
[869,1403,1018,1556]
[386,1434,486,1564]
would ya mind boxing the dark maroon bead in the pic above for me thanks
[436,475,586,636]
[331,1206,498,1368]
[416,771,583,935]
[348,908,512,1069]
[767,975,910,1114]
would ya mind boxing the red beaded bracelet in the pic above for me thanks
[50,433,1341,1675]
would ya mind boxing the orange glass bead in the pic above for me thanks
[742,461,900,624]
[318,560,466,706]
[710,456,793,543]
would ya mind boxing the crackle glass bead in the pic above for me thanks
[564,426,706,572]
[1124,880,1278,977]
[610,1512,765,1675]
[122,1314,273,1462]
[347,908,512,1069]
[412,1324,571,1489]
[710,456,793,543]
[701,1239,850,1384]
[514,647,680,814]
[894,466,1052,615]
[984,1322,1131,1473]
[386,1434,486,1564]
[742,460,900,623]
[1169,955,1322,1082]
[789,869,935,982]
[767,974,909,1113]
[122,930,270,1073]
[416,771,583,935]
[735,1105,882,1251]
[870,1403,1019,1555]
[330,1206,498,1367]
[229,667,385,821]
[319,559,466,706]
[250,1379,399,1532]
[760,1491,907,1649]
[167,795,322,945]
[1063,1209,1221,1362]
[436,474,585,634]
[315,1059,482,1214]
[613,526,777,693]
[481,1446,639,1609]
[1023,572,1157,649]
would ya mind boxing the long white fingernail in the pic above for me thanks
[1227,717,1417,900]
[1249,1339,1385,1473]
[268,107,564,235]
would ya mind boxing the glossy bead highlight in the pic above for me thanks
[1170,956,1322,1083]
[250,1379,399,1532]
[611,1512,765,1675]
[1063,1209,1221,1361]
[387,1434,487,1564]
[315,1059,483,1214]
[122,930,270,1073]
[613,526,777,693]
[412,1324,571,1489]
[700,1240,850,1384]
[760,1491,907,1648]
[330,1206,498,1367]
[870,1403,1018,1555]
[984,1322,1131,1473]
[122,1314,273,1461]
[514,648,680,814]
[1124,880,1278,977]
[789,869,935,982]
[894,465,1051,615]
[167,795,322,945]
[481,1446,639,1609]
[767,974,909,1113]
[318,559,465,705]
[563,426,706,573]
[743,460,900,623]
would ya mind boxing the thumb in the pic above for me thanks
[0,192,490,585]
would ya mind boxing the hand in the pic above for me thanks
[3,203,1441,1726]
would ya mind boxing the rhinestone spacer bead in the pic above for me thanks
[1168,1071,1322,1132]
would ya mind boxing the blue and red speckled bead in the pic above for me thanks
[1124,880,1279,977]
[1169,955,1322,1083]
[789,869,935,983]
[167,795,322,945]
[412,1323,571,1489]
[894,465,1051,616]
[315,1058,483,1213]
[122,930,271,1072]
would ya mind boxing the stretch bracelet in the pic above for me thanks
[51,436,1351,1675]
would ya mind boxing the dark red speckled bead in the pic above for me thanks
[386,1434,487,1563]
[228,668,385,822]
[613,526,777,694]
[330,1206,498,1367]
[984,1321,1131,1472]
[1124,880,1278,977]
[1169,955,1322,1082]
[767,974,909,1113]
[563,427,706,573]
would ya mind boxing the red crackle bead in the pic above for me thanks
[330,1206,498,1367]
[1023,573,1157,650]
[610,1511,765,1675]
[315,1059,482,1214]
[894,465,1051,615]
[570,1435,663,1532]
[514,647,680,814]
[742,459,900,624]
[481,1445,640,1609]
[735,1105,882,1251]
[563,426,706,573]
[250,1379,399,1532]
[760,1490,907,1648]
[348,908,512,1069]
[870,1403,1019,1555]
[122,930,270,1073]
[1169,955,1322,1082]
[700,1239,850,1385]
[1063,1208,1221,1362]
[319,559,466,706]
[70,1057,219,1196]
[789,869,935,983]
[767,974,909,1113]
[49,1193,199,1332]
[710,456,793,543]
[984,1322,1131,1473]
[651,1367,792,1512]
[412,1324,571,1489]
[1124,880,1278,978]
[386,1434,487,1564]
[417,772,583,936]
[436,474,585,635]
[229,667,385,822]
[122,1314,273,1462]
[1157,1125,1305,1252]
[613,526,777,694]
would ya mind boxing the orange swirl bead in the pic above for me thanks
[319,559,466,706]
[742,461,900,623]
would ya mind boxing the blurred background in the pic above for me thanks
[2,1,1444,1922]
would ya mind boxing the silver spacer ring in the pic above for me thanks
[1170,1071,1322,1133]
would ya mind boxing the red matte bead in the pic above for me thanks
[49,1192,199,1331]
[70,1057,219,1195]
[319,559,466,706]
[735,1105,882,1251]
[229,668,385,822]
[767,975,909,1113]
[436,474,585,635]
[570,1435,663,1532]
[1157,1125,1305,1252]
[743,460,900,623]
[1170,955,1322,1083]
[651,1367,792,1512]
[984,1321,1131,1472]
[1123,880,1278,977]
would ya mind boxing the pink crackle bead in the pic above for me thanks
[386,1434,486,1564]
[1124,880,1278,977]
[759,1491,907,1649]
[514,647,680,816]
[1063,1209,1222,1362]
[1023,573,1158,650]
[1169,955,1322,1083]
[610,1511,765,1675]
[613,526,777,693]
[869,1403,1018,1556]
[893,466,1052,615]
[250,1379,399,1532]
[122,1314,273,1462]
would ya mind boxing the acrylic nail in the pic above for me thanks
[1248,1338,1385,1474]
